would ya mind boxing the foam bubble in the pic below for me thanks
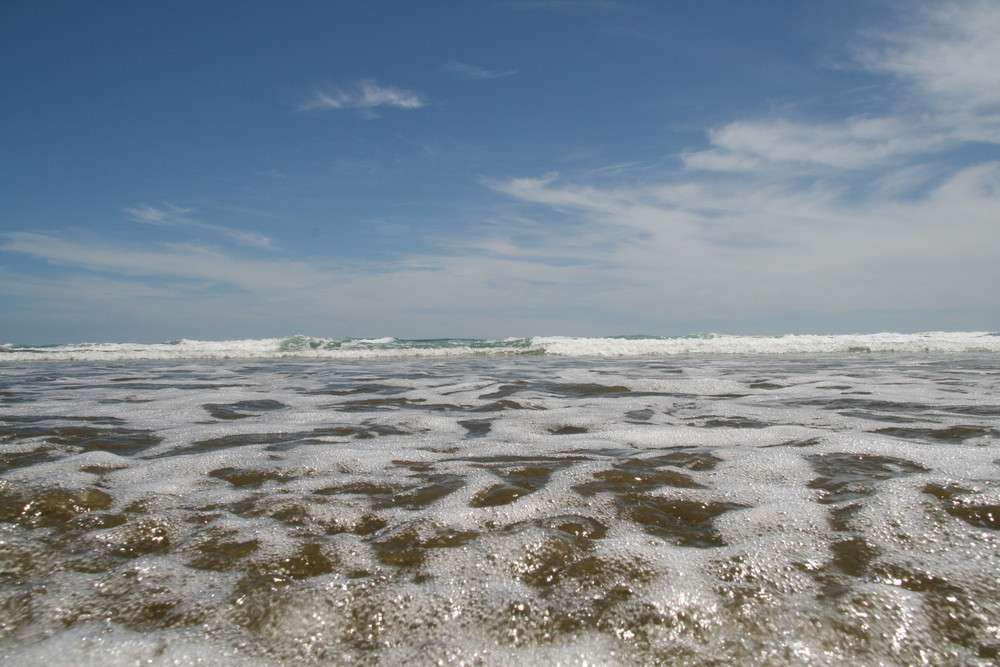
[1,353,998,664]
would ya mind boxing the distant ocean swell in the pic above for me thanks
[2,331,999,361]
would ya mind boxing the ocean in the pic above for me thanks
[1,332,999,665]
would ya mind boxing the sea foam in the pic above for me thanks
[2,331,998,361]
[1,352,998,665]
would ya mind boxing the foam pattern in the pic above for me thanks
[1,354,998,665]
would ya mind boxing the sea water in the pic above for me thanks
[1,333,998,665]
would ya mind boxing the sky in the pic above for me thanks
[1,0,998,343]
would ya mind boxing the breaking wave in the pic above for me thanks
[2,331,999,361]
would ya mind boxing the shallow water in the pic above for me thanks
[1,354,998,665]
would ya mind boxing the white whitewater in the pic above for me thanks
[1,349,998,664]
[2,331,998,361]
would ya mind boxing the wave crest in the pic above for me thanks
[2,332,999,361]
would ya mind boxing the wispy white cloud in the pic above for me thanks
[5,158,996,336]
[488,161,999,318]
[508,0,625,10]
[860,0,1000,142]
[0,268,188,302]
[2,1,997,338]
[482,0,1000,328]
[442,61,517,79]
[0,228,628,336]
[123,203,195,225]
[681,149,762,173]
[301,80,426,117]
[0,232,322,292]
[875,6,1000,106]
[124,204,275,249]
[684,0,1000,175]
[684,117,950,172]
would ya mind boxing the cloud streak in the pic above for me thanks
[301,80,426,117]
[862,1,1000,116]
[2,0,997,340]
[479,1,1000,326]
[684,1,999,177]
[684,117,951,171]
[124,204,275,249]
[5,159,996,336]
[442,61,517,79]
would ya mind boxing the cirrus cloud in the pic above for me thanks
[301,79,426,117]
[442,61,517,80]
[124,204,275,250]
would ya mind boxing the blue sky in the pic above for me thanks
[2,0,998,343]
